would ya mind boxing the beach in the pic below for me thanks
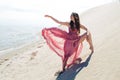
[0,2,120,80]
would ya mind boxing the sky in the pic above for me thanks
[0,0,113,27]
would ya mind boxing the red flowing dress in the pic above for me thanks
[42,27,83,67]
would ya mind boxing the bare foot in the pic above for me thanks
[90,46,94,53]
[54,70,64,76]
[75,58,82,64]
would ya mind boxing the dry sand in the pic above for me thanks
[0,2,120,80]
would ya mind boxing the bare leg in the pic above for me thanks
[62,57,68,71]
[79,32,94,53]
[54,57,68,76]
[86,33,94,53]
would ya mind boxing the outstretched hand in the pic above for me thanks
[44,15,51,18]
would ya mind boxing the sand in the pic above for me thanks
[0,2,120,80]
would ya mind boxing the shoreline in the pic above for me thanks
[0,29,44,64]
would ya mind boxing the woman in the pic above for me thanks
[42,12,94,73]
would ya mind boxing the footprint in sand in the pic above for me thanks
[37,45,43,48]
[37,42,46,48]
[4,58,9,61]
[0,58,9,65]
[30,51,38,60]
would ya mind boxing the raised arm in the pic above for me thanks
[45,15,69,26]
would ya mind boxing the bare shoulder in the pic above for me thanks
[80,24,87,30]
[80,24,85,27]
[80,24,86,28]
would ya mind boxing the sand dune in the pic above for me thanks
[0,2,120,80]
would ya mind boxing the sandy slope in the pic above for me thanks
[0,2,120,80]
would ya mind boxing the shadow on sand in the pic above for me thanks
[56,53,93,80]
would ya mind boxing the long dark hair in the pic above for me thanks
[70,12,80,33]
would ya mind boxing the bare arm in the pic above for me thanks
[45,15,69,26]
[80,24,88,31]
[80,24,90,35]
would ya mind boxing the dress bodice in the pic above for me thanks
[68,27,79,40]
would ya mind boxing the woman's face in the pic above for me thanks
[70,15,75,22]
